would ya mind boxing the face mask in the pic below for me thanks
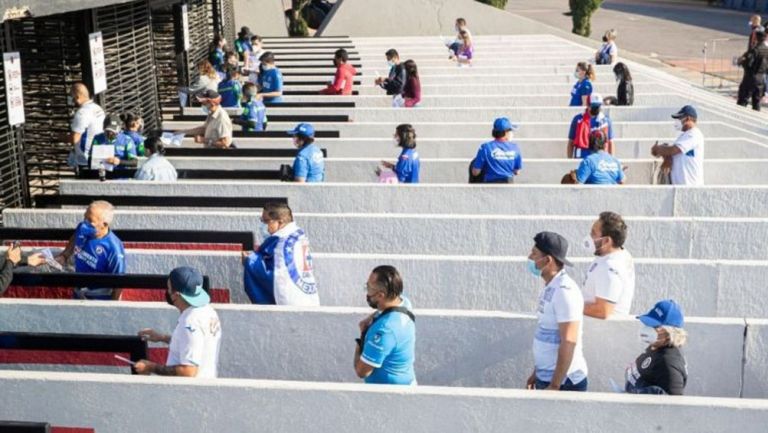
[201,105,210,115]
[527,258,543,278]
[165,291,175,306]
[259,222,272,239]
[387,61,395,68]
[79,220,98,239]
[393,137,400,147]
[366,294,379,309]
[639,325,658,345]
[573,71,581,80]
[582,235,605,255]
[67,95,75,107]
[673,119,683,131]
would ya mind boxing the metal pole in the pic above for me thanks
[703,41,708,87]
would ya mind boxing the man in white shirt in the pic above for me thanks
[134,136,178,181]
[68,82,105,167]
[651,105,704,186]
[525,231,588,392]
[582,211,636,319]
[135,267,222,378]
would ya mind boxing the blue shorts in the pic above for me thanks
[535,377,588,392]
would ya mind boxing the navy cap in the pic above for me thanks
[287,123,315,137]
[195,89,221,100]
[671,105,698,120]
[104,116,120,133]
[169,266,210,308]
[492,117,519,133]
[638,300,685,328]
[533,231,573,267]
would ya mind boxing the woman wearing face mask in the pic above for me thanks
[570,62,595,107]
[595,29,618,65]
[256,51,284,104]
[625,300,688,395]
[242,202,319,306]
[612,62,634,106]
[288,122,325,183]
[401,60,421,108]
[376,124,420,183]
[567,95,614,158]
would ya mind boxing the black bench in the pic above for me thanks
[285,90,359,96]
[234,130,340,138]
[0,421,51,433]
[164,148,328,158]
[75,168,286,181]
[10,272,211,293]
[264,101,356,108]
[278,64,363,69]
[172,114,350,122]
[283,80,361,85]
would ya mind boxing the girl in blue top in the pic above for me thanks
[378,124,420,183]
[121,112,145,156]
[570,62,596,107]
[209,34,227,73]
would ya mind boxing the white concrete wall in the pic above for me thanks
[0,301,749,397]
[233,0,287,36]
[3,371,768,433]
[744,319,768,399]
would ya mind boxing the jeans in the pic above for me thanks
[535,377,588,392]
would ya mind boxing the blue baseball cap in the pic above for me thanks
[287,123,315,137]
[672,105,698,120]
[492,117,518,133]
[169,266,210,308]
[637,300,684,328]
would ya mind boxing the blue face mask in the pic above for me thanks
[527,258,543,278]
[201,105,210,115]
[78,220,98,239]
[259,222,272,240]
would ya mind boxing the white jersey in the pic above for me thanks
[533,270,588,384]
[135,154,178,181]
[671,126,705,186]
[582,249,636,316]
[167,304,222,378]
[70,100,106,166]
[273,222,320,306]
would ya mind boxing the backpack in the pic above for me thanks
[572,110,592,150]
[596,43,613,65]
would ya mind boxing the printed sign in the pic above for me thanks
[89,32,108,94]
[3,52,24,126]
[181,5,191,51]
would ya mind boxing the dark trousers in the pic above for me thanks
[535,377,588,392]
[737,74,766,111]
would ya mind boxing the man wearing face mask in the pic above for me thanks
[581,212,635,319]
[288,123,325,183]
[625,300,688,395]
[67,82,106,168]
[319,48,357,95]
[242,202,319,306]
[374,49,406,98]
[470,117,523,183]
[525,232,588,392]
[27,201,125,300]
[651,105,704,186]
[354,265,416,385]
[91,115,138,168]
[179,89,233,149]
[256,52,284,104]
[134,266,222,378]
[567,94,614,159]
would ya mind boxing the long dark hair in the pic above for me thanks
[395,124,417,149]
[404,59,418,79]
[613,62,632,82]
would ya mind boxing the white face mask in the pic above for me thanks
[582,235,607,255]
[673,118,683,131]
[639,325,658,346]
[387,61,395,68]
[67,95,75,107]
[201,105,210,115]
[393,136,400,147]
[259,222,272,239]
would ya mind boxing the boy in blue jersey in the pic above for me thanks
[91,116,138,168]
[355,266,416,385]
[218,66,243,108]
[232,82,267,132]
[288,123,325,183]
[27,201,126,300]
[470,117,523,183]
[572,130,625,185]
[567,96,615,159]
[256,52,284,103]
[234,26,253,61]
[121,112,145,156]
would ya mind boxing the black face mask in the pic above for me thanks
[602,36,608,42]
[366,294,378,309]
[589,106,600,116]
[165,291,175,306]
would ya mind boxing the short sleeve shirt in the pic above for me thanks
[582,249,636,315]
[259,68,284,103]
[671,127,705,186]
[167,304,222,379]
[218,79,243,108]
[293,143,325,182]
[71,101,106,166]
[575,151,625,184]
[361,299,416,385]
[570,79,593,107]
[204,107,233,147]
[394,148,420,183]
[73,223,126,298]
[134,154,178,181]
[471,140,523,182]
[568,113,614,159]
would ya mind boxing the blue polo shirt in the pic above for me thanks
[471,140,523,182]
[394,148,420,183]
[259,68,284,103]
[218,78,243,108]
[361,298,416,385]
[568,113,614,159]
[293,143,325,182]
[575,151,625,184]
[72,221,126,299]
[234,38,252,56]
[241,99,267,132]
[92,132,137,163]
[124,130,145,156]
[569,79,593,106]
[210,48,225,72]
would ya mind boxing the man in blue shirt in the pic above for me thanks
[28,201,126,300]
[257,52,284,104]
[470,117,523,183]
[289,123,325,183]
[567,96,615,159]
[91,116,138,168]
[572,130,625,185]
[354,265,416,385]
[217,66,243,108]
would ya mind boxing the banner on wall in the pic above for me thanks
[3,52,25,126]
[88,32,108,94]
[181,4,191,51]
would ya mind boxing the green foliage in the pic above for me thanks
[571,0,603,37]
[475,0,509,10]
[288,0,310,37]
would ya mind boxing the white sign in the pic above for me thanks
[3,52,24,126]
[88,32,108,94]
[90,145,115,170]
[181,5,191,51]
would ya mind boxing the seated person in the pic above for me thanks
[447,18,471,56]
[244,35,265,83]
[218,66,244,108]
[27,201,126,300]
[402,60,421,108]
[243,202,320,306]
[570,130,625,185]
[375,49,406,97]
[289,123,325,183]
[567,95,614,158]
[135,136,178,181]
[257,52,284,104]
[234,26,253,61]
[450,30,473,66]
[319,49,357,95]
[91,115,138,168]
[470,118,523,183]
[232,82,267,132]
[121,112,145,156]
[179,89,233,149]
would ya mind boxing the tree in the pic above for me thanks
[287,0,310,37]
[475,0,508,9]
[572,0,603,37]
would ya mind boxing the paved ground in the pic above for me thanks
[506,0,755,86]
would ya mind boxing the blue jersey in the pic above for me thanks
[394,148,420,183]
[124,130,145,156]
[471,140,523,182]
[218,79,243,108]
[234,38,252,55]
[92,132,137,162]
[570,79,593,106]
[575,151,625,185]
[243,235,279,304]
[293,143,325,182]
[73,221,126,299]
[241,99,267,132]
[259,68,284,103]
[361,298,416,385]
[210,48,225,72]
[568,113,614,159]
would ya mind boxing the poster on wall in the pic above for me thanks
[181,4,191,51]
[3,52,25,126]
[88,31,108,94]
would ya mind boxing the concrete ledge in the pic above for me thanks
[0,301,748,397]
[744,319,768,398]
